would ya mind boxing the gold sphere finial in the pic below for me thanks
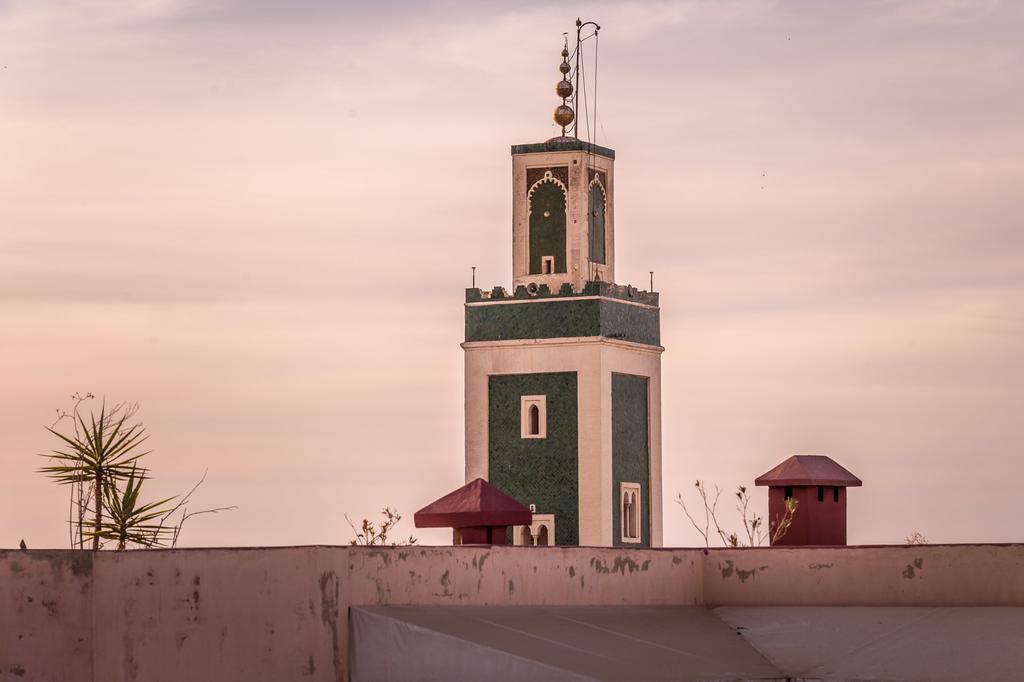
[553,39,574,136]
[554,105,574,128]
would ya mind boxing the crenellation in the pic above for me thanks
[465,281,658,307]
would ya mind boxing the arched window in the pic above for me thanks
[621,483,642,543]
[521,395,546,439]
[621,491,630,539]
[629,492,638,538]
[521,526,535,546]
[537,525,549,546]
[588,182,606,264]
[528,179,567,275]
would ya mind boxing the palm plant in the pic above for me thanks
[38,394,236,550]
[88,465,177,550]
[39,401,150,550]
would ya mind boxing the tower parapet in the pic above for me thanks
[466,281,658,307]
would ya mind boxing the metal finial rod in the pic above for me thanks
[472,266,476,289]
[573,18,601,140]
[561,35,570,137]
[650,271,654,291]
[554,37,575,135]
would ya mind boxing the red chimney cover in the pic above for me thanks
[414,478,532,529]
[754,455,862,487]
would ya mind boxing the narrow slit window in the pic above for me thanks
[629,492,638,538]
[784,486,793,500]
[833,487,840,503]
[621,492,631,539]
[541,256,555,274]
[520,396,547,439]
[817,486,825,502]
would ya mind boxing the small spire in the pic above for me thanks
[553,36,574,137]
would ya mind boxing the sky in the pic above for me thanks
[1,0,1022,548]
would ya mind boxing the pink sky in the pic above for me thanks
[2,1,1022,548]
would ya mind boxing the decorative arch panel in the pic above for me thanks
[528,177,567,275]
[588,180,607,264]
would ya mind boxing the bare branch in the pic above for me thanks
[674,491,710,547]
[769,497,799,544]
[171,506,238,548]
[679,479,797,547]
[347,508,417,546]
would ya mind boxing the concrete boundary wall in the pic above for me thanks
[2,544,1022,681]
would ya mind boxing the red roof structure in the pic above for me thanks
[755,455,862,488]
[414,478,532,529]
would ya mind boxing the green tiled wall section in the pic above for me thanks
[612,373,651,548]
[466,298,660,347]
[528,181,567,274]
[488,372,579,546]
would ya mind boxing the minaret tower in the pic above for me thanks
[462,28,664,548]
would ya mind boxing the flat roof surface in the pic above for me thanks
[352,605,783,681]
[351,605,1024,681]
[718,606,1024,681]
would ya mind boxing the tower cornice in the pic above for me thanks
[511,139,615,159]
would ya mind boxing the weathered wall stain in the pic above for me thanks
[318,571,342,682]
[434,569,453,598]
[902,557,925,580]
[719,560,768,583]
[122,633,138,681]
[590,554,648,576]
[471,552,491,573]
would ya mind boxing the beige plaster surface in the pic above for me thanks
[4,544,1024,681]
[0,551,92,682]
[702,544,1024,606]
